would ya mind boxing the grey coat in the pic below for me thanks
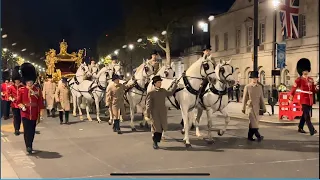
[146,84,177,133]
[242,83,266,128]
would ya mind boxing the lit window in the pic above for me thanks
[247,26,253,46]
[259,22,266,43]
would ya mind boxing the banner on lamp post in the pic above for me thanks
[276,43,286,69]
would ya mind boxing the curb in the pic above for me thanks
[218,114,320,126]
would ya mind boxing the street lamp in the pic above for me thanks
[12,43,17,46]
[152,36,159,42]
[12,54,18,58]
[2,34,7,38]
[137,38,143,43]
[128,44,134,50]
[21,48,27,52]
[208,15,215,22]
[272,0,279,86]
[122,45,127,49]
[114,49,119,55]
[3,48,8,52]
[161,31,167,35]
[198,21,206,29]
[128,44,134,72]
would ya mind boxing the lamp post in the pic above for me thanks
[272,0,279,86]
[128,44,134,72]
[253,0,259,72]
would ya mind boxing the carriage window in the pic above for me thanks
[260,71,266,85]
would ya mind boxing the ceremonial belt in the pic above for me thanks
[23,103,38,107]
[298,90,313,94]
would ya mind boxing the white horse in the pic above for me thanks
[68,63,91,118]
[193,59,236,144]
[146,55,216,147]
[76,67,112,122]
[123,61,156,131]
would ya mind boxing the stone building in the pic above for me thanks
[209,0,319,88]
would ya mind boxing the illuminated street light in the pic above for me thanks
[137,38,143,43]
[272,0,280,9]
[3,48,8,52]
[161,31,167,35]
[122,45,127,49]
[126,72,130,77]
[208,15,215,21]
[114,49,119,55]
[198,21,206,28]
[2,34,7,38]
[152,36,159,42]
[12,54,18,58]
[12,43,17,46]
[21,48,27,52]
[128,44,134,50]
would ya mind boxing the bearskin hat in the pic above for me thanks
[2,70,10,81]
[297,58,311,76]
[111,55,118,60]
[20,63,37,84]
[12,66,22,81]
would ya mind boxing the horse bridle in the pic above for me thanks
[218,63,234,84]
[201,59,216,78]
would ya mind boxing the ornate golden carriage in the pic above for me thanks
[45,40,84,82]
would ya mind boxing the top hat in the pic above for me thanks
[12,66,22,81]
[61,77,68,83]
[296,58,311,76]
[111,55,118,60]
[2,70,10,81]
[112,74,120,81]
[249,71,259,78]
[20,63,37,84]
[152,75,162,84]
[151,50,158,55]
[203,44,212,51]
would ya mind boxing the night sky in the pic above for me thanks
[2,0,234,62]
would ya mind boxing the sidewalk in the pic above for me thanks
[217,102,319,125]
[1,153,19,179]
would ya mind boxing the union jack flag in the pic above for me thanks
[279,0,300,39]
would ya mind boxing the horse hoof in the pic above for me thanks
[108,121,112,125]
[132,128,137,132]
[79,116,83,121]
[73,114,77,117]
[218,130,224,136]
[185,144,192,148]
[98,121,101,124]
[207,140,215,145]
[181,130,185,135]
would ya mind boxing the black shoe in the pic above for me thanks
[117,130,122,134]
[65,122,70,125]
[310,129,317,136]
[257,136,264,142]
[153,142,159,149]
[60,122,63,125]
[47,110,51,117]
[26,147,32,154]
[14,130,20,136]
[247,137,255,141]
[298,128,306,133]
[247,128,255,141]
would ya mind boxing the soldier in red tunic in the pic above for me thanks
[16,63,45,154]
[1,70,12,120]
[8,66,24,136]
[290,58,319,135]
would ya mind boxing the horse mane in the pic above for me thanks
[185,57,205,75]
[135,63,145,73]
[96,67,108,77]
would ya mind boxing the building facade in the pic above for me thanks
[210,0,319,88]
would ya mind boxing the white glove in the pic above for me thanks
[8,97,14,101]
[22,106,26,111]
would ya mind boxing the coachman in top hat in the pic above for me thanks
[8,66,24,135]
[290,58,319,135]
[17,63,45,154]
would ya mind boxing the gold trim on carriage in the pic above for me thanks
[45,39,84,82]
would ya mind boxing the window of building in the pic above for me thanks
[283,69,290,86]
[215,35,219,52]
[236,29,241,48]
[247,71,252,84]
[224,33,228,50]
[260,71,266,85]
[247,26,253,46]
[299,14,306,38]
[259,22,266,43]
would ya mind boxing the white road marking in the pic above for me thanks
[6,150,36,169]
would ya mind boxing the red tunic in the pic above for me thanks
[290,77,318,106]
[17,86,45,120]
[1,83,12,101]
[8,84,24,108]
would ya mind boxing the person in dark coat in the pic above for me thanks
[145,75,177,149]
[17,63,45,154]
[234,81,241,102]
[290,58,319,135]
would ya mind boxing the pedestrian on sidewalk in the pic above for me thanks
[145,76,178,149]
[234,81,240,102]
[17,63,45,154]
[242,71,266,142]
[1,70,12,120]
[8,66,24,136]
[55,77,71,125]
[106,74,136,134]
[43,74,57,117]
[290,58,319,135]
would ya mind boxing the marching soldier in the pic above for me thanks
[242,71,266,142]
[88,58,99,78]
[8,66,24,135]
[290,58,319,135]
[43,74,57,117]
[1,70,12,120]
[106,74,136,134]
[55,77,71,125]
[17,63,45,154]
[145,75,178,149]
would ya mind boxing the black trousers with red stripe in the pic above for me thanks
[12,108,21,131]
[22,118,37,149]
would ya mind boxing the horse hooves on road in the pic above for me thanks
[108,122,112,125]
[97,121,101,124]
[217,131,224,136]
[132,128,137,132]
[181,130,185,135]
[185,144,192,148]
